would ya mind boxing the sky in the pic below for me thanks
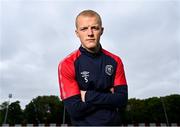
[0,0,180,109]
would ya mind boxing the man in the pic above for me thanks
[58,10,128,126]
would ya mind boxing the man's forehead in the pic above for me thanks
[78,16,98,21]
[77,17,101,27]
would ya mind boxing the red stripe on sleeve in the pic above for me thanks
[102,49,127,86]
[113,57,127,86]
[58,50,81,100]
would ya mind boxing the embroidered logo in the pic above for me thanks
[81,71,90,83]
[105,65,114,76]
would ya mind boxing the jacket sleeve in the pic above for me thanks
[85,85,128,108]
[58,59,95,119]
[63,95,96,119]
[85,57,128,108]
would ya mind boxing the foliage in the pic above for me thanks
[122,94,180,124]
[163,95,180,123]
[0,101,23,125]
[8,101,24,124]
[0,102,8,124]
[0,94,179,125]
[24,95,64,124]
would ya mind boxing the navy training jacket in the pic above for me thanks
[58,46,128,126]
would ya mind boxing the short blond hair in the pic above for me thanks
[75,10,102,28]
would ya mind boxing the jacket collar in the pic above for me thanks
[79,45,102,58]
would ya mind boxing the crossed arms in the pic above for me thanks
[58,58,128,119]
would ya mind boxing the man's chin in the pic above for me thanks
[87,45,100,53]
[87,45,98,50]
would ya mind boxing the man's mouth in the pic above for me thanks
[86,39,95,41]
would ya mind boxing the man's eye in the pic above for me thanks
[92,27,100,30]
[80,28,87,31]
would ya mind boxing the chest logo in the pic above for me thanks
[81,71,89,83]
[105,65,114,76]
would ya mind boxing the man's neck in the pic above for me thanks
[82,44,100,54]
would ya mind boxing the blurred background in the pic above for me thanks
[0,0,179,125]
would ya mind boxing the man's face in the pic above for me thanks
[75,16,104,52]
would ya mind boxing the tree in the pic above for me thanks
[144,97,165,123]
[24,95,64,124]
[0,101,23,125]
[0,102,8,124]
[126,98,146,123]
[163,94,180,123]
[122,94,180,124]
[1,94,179,125]
[7,101,23,125]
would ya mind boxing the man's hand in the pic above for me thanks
[80,90,86,102]
[110,87,114,94]
[81,88,113,102]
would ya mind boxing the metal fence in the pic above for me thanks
[1,123,180,127]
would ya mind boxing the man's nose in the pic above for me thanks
[87,28,93,36]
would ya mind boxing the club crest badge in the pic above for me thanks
[105,65,114,76]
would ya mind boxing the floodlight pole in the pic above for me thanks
[63,106,66,124]
[161,97,169,126]
[3,94,12,124]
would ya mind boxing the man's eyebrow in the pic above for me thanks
[79,26,88,30]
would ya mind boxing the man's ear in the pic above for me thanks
[75,30,79,38]
[101,27,104,35]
